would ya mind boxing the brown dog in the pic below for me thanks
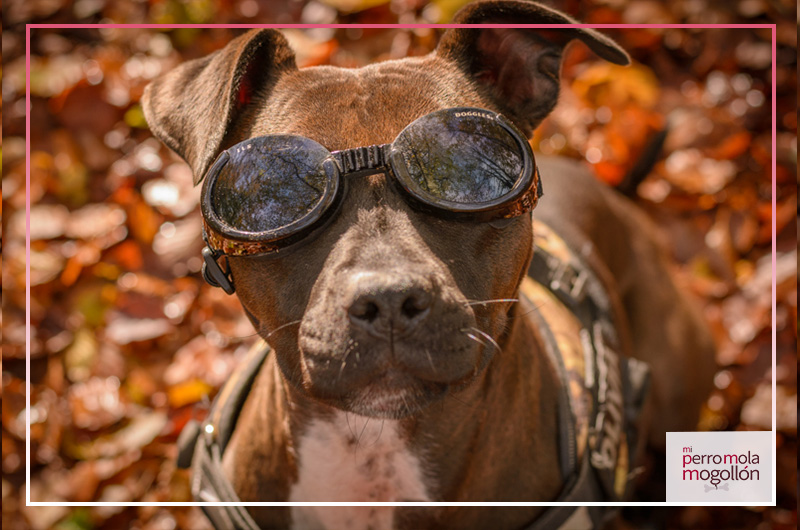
[143,1,716,528]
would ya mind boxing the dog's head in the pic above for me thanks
[142,0,628,419]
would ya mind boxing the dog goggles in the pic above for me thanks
[200,107,542,291]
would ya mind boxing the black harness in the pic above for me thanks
[519,220,651,528]
[177,221,651,530]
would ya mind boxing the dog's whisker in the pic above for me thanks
[400,393,411,414]
[341,340,354,361]
[465,333,487,348]
[464,298,519,307]
[356,416,371,450]
[263,319,302,339]
[463,326,502,355]
[235,319,302,342]
[228,330,263,342]
[345,411,356,440]
[338,340,356,381]
[424,348,436,373]
[462,328,488,347]
[376,419,385,445]
[504,300,546,321]
[358,418,386,450]
[447,393,471,408]
[474,327,502,354]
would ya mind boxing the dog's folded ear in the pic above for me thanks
[142,30,297,185]
[436,0,630,134]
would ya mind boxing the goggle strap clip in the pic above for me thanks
[202,246,236,295]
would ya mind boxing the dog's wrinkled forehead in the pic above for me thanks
[248,59,484,152]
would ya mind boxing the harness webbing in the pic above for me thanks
[184,344,268,530]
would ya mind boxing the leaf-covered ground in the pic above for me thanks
[1,1,796,529]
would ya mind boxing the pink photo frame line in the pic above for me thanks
[25,22,778,507]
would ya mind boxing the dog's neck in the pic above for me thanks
[222,303,562,529]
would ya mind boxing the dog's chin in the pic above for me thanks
[342,372,449,419]
[300,367,456,419]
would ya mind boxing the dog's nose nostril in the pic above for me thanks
[351,300,380,323]
[401,293,431,320]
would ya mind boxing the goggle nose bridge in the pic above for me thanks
[331,143,391,174]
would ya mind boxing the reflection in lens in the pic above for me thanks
[394,111,523,204]
[211,137,329,233]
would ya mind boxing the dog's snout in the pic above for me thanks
[347,272,433,338]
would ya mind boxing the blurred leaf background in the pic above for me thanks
[1,0,796,529]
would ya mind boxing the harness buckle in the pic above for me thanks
[569,269,588,301]
[549,258,588,304]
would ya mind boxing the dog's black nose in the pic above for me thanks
[347,272,433,338]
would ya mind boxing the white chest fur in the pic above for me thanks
[288,412,431,530]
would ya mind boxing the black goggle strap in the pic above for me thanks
[331,144,390,174]
[202,230,236,294]
[536,166,544,200]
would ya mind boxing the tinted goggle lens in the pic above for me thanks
[392,110,523,204]
[210,137,331,234]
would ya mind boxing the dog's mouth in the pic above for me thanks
[298,330,484,419]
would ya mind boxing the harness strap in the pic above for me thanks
[518,220,652,528]
[518,283,629,530]
[525,457,609,530]
[177,342,270,530]
[209,343,271,453]
[522,292,579,480]
[528,220,648,502]
[194,440,261,530]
